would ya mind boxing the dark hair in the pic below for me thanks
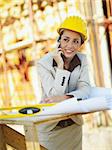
[57,30,64,42]
[57,30,84,44]
[81,36,84,44]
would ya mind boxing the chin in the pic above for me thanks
[64,54,74,59]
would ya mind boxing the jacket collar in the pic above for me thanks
[53,54,81,72]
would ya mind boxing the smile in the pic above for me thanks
[65,50,74,53]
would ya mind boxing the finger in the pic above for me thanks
[58,50,64,57]
[58,48,62,51]
[48,100,54,103]
[45,100,53,103]
[45,98,54,103]
[53,48,61,56]
[58,50,62,54]
[56,48,61,55]
[44,98,50,102]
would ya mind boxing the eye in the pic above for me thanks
[73,39,79,44]
[63,38,69,42]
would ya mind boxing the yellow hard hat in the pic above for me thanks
[57,16,87,41]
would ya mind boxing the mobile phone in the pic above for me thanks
[61,52,64,60]
[58,43,61,48]
[57,43,65,60]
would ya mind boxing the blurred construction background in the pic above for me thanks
[0,0,112,149]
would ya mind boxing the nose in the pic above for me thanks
[66,40,74,48]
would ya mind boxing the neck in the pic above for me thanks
[64,57,73,65]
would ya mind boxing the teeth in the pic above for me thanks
[66,50,72,53]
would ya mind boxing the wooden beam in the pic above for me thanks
[2,124,26,150]
[0,125,7,150]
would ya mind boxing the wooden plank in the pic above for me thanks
[0,125,7,150]
[3,124,26,150]
[24,125,40,150]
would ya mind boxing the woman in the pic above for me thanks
[37,16,90,150]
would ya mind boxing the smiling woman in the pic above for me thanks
[36,16,90,150]
[60,30,82,59]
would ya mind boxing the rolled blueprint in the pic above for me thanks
[40,96,112,116]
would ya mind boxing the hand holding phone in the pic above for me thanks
[53,46,64,69]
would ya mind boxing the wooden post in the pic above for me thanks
[24,125,41,150]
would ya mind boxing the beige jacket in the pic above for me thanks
[37,52,90,132]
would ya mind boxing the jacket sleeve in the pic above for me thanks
[66,56,91,99]
[37,64,71,97]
